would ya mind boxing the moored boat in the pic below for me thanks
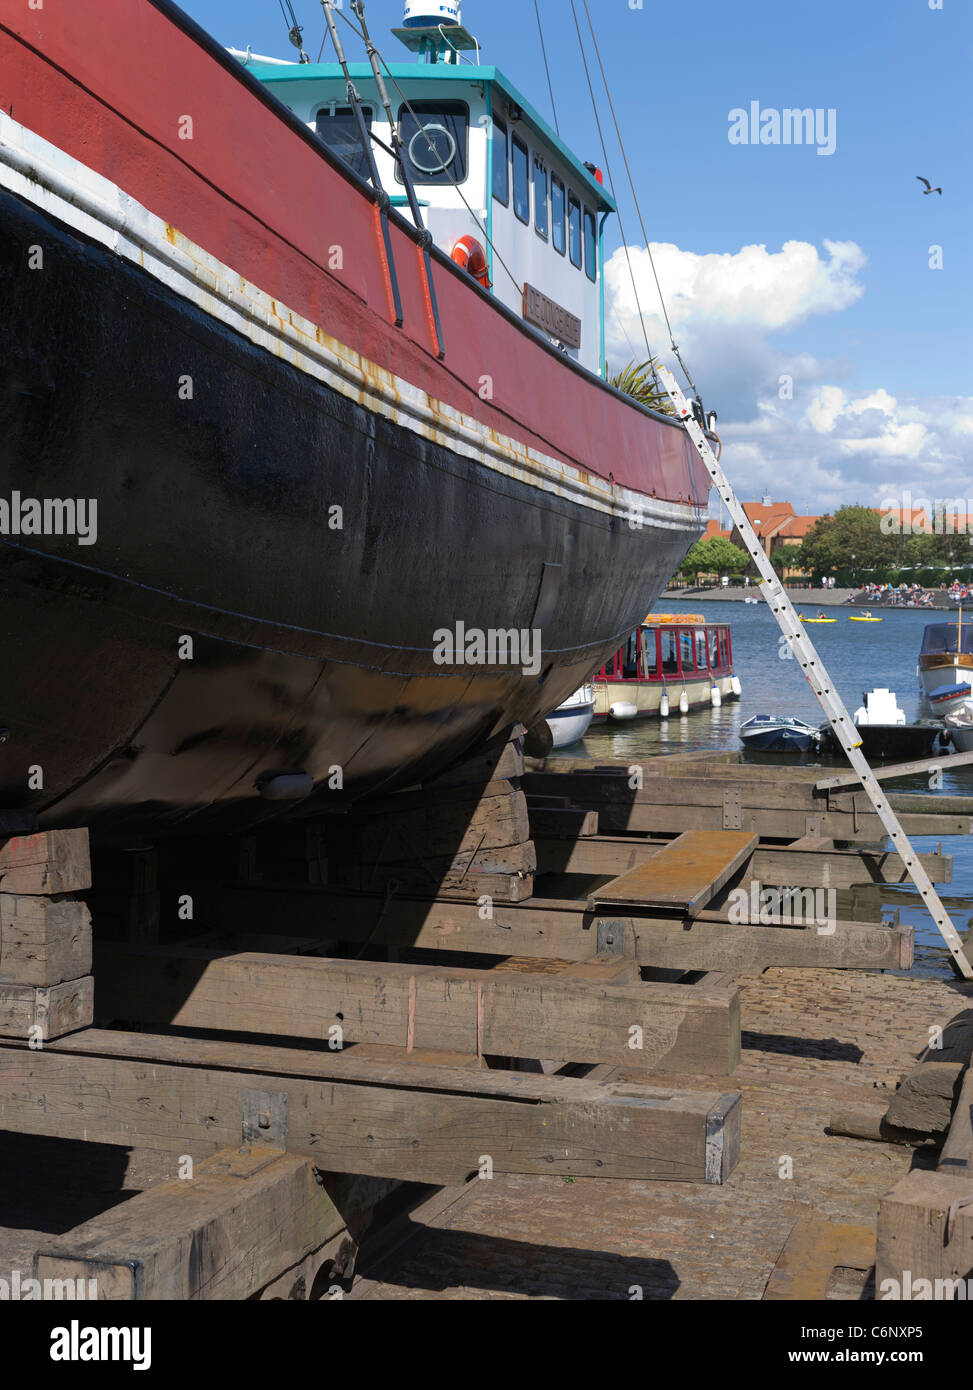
[739,715,820,754]
[545,683,596,749]
[592,614,740,721]
[0,0,712,838]
[945,702,973,753]
[918,614,973,705]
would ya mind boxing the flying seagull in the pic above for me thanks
[916,176,942,195]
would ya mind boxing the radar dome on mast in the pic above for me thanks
[403,1,461,27]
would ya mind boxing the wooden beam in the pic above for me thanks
[0,894,91,986]
[527,806,600,839]
[214,884,913,971]
[763,1216,876,1301]
[33,1145,351,1301]
[885,1062,965,1136]
[937,1067,973,1177]
[93,944,740,1075]
[533,834,952,887]
[0,1032,742,1184]
[815,748,973,791]
[588,830,756,915]
[0,829,90,895]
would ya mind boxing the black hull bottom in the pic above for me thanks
[0,190,699,836]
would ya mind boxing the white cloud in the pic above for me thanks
[604,235,972,513]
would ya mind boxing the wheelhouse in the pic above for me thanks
[598,617,734,684]
[236,7,615,377]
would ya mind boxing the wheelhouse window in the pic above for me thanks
[708,628,720,670]
[679,630,696,673]
[568,194,582,268]
[512,134,529,224]
[492,116,509,205]
[533,157,548,239]
[695,630,708,671]
[584,207,597,281]
[551,176,566,255]
[396,101,469,185]
[661,631,679,674]
[642,629,659,678]
[315,105,374,182]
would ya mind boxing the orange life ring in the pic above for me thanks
[450,235,492,290]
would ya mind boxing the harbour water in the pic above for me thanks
[560,599,973,980]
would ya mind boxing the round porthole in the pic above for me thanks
[408,121,456,173]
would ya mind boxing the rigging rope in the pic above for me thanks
[328,2,523,299]
[567,0,655,369]
[580,0,702,403]
[533,0,560,136]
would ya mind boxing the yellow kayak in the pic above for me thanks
[801,616,837,624]
[848,616,883,623]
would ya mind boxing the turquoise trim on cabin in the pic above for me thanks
[598,210,610,380]
[390,195,430,206]
[248,61,615,214]
[485,85,495,288]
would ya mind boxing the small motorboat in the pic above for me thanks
[927,682,973,718]
[744,595,760,605]
[918,612,973,702]
[739,715,821,753]
[945,701,973,753]
[545,683,596,749]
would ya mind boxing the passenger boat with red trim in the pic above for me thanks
[592,615,740,721]
[0,0,711,836]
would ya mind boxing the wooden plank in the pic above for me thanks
[215,884,913,971]
[0,1032,742,1185]
[763,1215,876,1300]
[937,1067,973,1176]
[0,975,93,1040]
[588,829,757,915]
[33,1145,349,1301]
[0,829,90,895]
[93,944,740,1075]
[815,748,973,791]
[0,894,91,986]
[876,1170,973,1297]
[534,834,952,887]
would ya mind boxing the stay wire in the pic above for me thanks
[567,0,654,368]
[533,0,560,136]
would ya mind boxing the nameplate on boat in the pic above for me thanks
[522,284,582,350]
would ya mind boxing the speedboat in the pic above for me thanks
[945,701,973,753]
[739,715,821,753]
[545,683,595,749]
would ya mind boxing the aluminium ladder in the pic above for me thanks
[657,363,973,980]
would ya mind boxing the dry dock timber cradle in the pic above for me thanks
[1,737,972,1299]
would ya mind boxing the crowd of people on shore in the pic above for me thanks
[854,581,935,607]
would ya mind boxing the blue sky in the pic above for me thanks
[181,0,970,514]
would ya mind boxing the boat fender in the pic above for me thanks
[711,685,722,708]
[730,676,742,697]
[679,691,689,715]
[450,236,492,289]
[659,693,670,718]
[257,771,314,800]
[609,701,638,721]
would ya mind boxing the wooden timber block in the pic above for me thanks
[424,738,525,789]
[938,1067,973,1177]
[0,894,91,986]
[0,829,90,895]
[589,829,757,915]
[918,1007,973,1065]
[886,1062,965,1135]
[876,1170,973,1296]
[828,1104,939,1147]
[2,1030,742,1185]
[0,975,93,1039]
[93,945,740,1074]
[32,1145,352,1301]
[763,1214,876,1300]
[356,791,530,860]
